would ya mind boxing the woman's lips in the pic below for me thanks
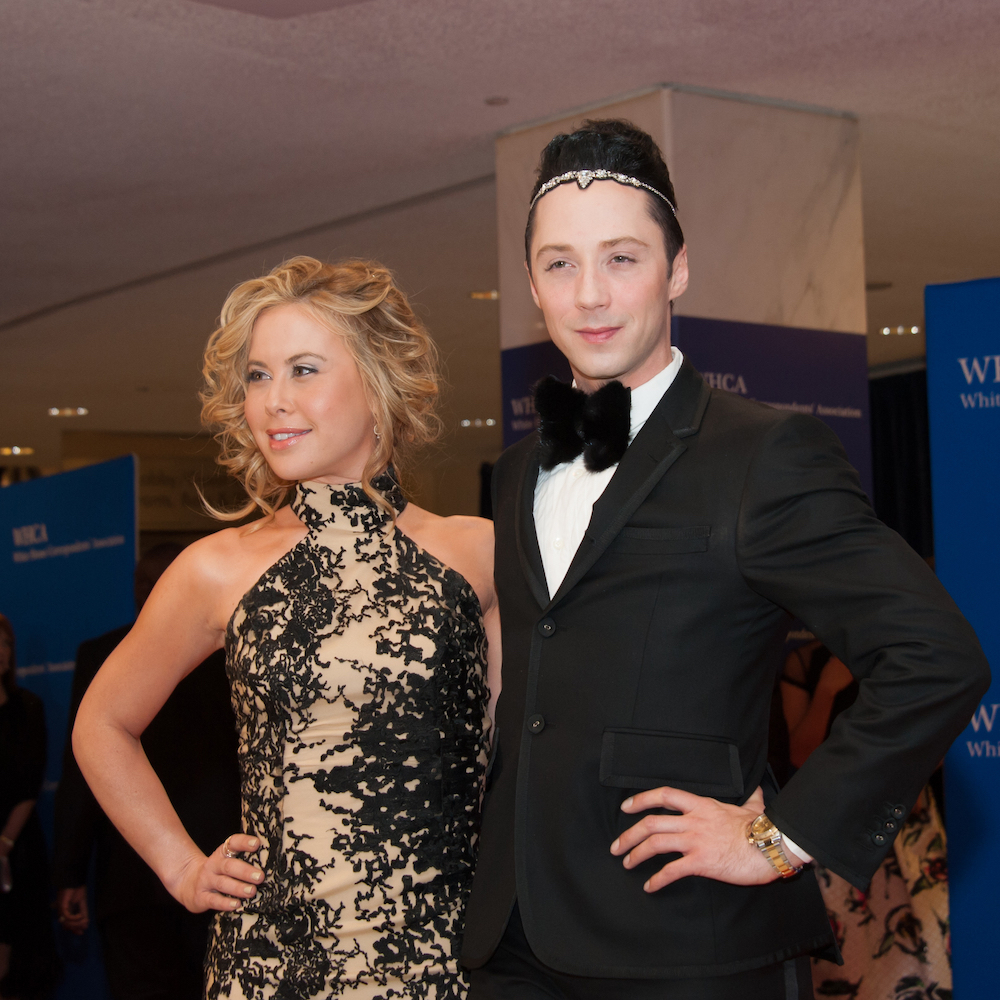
[267,429,310,450]
[576,326,621,344]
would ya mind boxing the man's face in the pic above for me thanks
[527,181,688,393]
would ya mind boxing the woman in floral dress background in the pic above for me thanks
[782,640,952,1000]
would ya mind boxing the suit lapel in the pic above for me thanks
[513,441,550,611]
[547,360,712,609]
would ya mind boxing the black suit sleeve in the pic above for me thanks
[736,413,989,889]
[50,638,110,889]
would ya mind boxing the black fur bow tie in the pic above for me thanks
[534,376,631,472]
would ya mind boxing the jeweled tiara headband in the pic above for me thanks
[529,168,676,215]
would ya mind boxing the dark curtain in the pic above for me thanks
[868,369,934,559]
[480,462,494,520]
[868,368,946,817]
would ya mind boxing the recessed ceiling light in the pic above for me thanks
[910,326,920,334]
[48,406,89,417]
[185,0,374,17]
[0,446,34,456]
[460,418,497,428]
[881,327,891,335]
[485,96,509,106]
[470,290,499,300]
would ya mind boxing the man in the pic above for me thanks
[462,119,990,999]
[52,544,241,1000]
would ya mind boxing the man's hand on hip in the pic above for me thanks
[610,785,778,891]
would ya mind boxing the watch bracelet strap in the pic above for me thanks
[758,837,800,878]
[748,815,804,879]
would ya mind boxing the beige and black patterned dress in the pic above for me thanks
[205,477,490,1000]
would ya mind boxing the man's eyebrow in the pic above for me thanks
[534,236,650,257]
[600,236,651,249]
[534,243,573,257]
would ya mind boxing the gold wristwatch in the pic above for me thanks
[747,813,804,879]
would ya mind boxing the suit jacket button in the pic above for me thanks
[527,714,545,734]
[892,805,905,819]
[884,819,897,832]
[537,618,556,637]
[872,831,887,846]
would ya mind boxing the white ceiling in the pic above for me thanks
[2,0,998,469]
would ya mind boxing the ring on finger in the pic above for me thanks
[222,836,237,859]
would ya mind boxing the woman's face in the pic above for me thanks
[244,303,376,486]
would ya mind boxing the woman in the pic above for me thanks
[0,614,58,1000]
[781,642,951,999]
[74,257,500,999]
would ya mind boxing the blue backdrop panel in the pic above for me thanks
[501,317,872,497]
[672,316,872,498]
[926,276,1000,998]
[0,456,136,1000]
[0,455,137,833]
[501,340,571,447]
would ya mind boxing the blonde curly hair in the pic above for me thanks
[200,256,442,521]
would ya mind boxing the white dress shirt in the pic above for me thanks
[534,347,684,598]
[531,346,813,865]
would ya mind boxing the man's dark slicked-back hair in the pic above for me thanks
[525,118,685,270]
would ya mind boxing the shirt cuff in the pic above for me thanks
[780,832,813,865]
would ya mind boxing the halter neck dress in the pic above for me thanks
[205,477,490,999]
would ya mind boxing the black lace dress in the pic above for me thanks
[205,478,490,999]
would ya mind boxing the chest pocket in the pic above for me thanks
[600,727,744,800]
[614,525,710,555]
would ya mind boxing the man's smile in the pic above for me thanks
[576,325,622,344]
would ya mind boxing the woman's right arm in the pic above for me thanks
[785,655,855,769]
[73,537,264,913]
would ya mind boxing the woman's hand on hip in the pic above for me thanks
[172,834,266,913]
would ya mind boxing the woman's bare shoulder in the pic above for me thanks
[397,506,495,606]
[164,507,306,593]
[401,507,493,554]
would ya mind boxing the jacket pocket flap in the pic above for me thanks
[599,728,743,797]
[616,525,710,554]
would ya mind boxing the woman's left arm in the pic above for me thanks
[467,517,501,722]
[483,599,502,724]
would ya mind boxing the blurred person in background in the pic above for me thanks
[73,257,499,999]
[0,613,58,1000]
[51,545,241,1000]
[782,642,952,999]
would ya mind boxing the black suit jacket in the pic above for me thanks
[461,360,990,978]
[51,625,241,918]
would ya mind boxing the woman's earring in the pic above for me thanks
[373,423,381,440]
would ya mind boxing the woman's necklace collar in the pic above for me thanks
[291,471,406,533]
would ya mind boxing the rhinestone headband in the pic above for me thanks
[529,169,676,215]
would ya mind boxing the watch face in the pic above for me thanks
[751,815,775,840]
